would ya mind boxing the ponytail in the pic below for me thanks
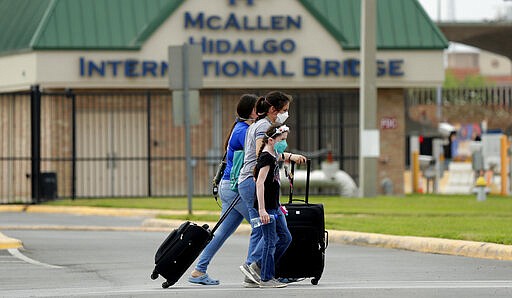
[253,138,268,178]
[223,94,258,153]
[254,91,292,123]
[222,120,238,153]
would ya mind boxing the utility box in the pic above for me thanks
[40,172,57,201]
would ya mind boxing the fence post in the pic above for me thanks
[501,135,508,196]
[66,89,76,200]
[412,151,420,193]
[30,85,41,204]
[146,91,152,197]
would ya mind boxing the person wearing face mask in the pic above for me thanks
[188,94,258,286]
[251,123,293,288]
[237,91,306,287]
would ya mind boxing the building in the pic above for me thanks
[0,0,448,202]
[447,48,512,85]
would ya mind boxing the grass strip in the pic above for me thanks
[44,194,512,244]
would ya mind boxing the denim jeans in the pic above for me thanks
[259,208,292,281]
[194,179,249,273]
[238,177,263,266]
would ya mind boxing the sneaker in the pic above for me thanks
[242,276,259,288]
[239,263,260,284]
[248,262,261,280]
[259,278,288,288]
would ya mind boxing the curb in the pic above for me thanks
[328,230,512,261]
[0,232,23,250]
[0,205,215,217]
[3,205,512,261]
[144,218,512,261]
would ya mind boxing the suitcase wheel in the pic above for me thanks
[311,278,319,285]
[150,271,159,280]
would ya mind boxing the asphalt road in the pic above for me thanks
[1,212,512,297]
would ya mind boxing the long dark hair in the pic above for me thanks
[254,91,292,121]
[223,94,258,152]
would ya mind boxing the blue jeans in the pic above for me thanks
[260,208,292,281]
[238,177,263,266]
[194,179,250,273]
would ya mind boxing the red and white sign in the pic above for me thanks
[380,117,398,129]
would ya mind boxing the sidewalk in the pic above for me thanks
[2,205,512,261]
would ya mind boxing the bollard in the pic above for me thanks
[474,176,488,201]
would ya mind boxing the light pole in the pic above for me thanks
[359,0,379,197]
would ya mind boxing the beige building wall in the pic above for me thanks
[479,50,512,77]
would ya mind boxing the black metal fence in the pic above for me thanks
[406,86,512,135]
[1,87,360,203]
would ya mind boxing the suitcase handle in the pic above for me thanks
[325,230,329,249]
[287,159,311,204]
[286,161,295,203]
[210,194,241,235]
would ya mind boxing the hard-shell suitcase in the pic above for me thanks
[276,159,328,285]
[151,195,241,288]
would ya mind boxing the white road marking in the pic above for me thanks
[2,281,512,297]
[0,261,23,263]
[7,248,63,269]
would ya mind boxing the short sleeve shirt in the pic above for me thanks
[237,117,272,184]
[253,151,280,210]
[222,121,249,180]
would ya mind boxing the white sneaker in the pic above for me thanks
[239,263,260,284]
[248,262,261,280]
[242,276,259,288]
[259,278,287,288]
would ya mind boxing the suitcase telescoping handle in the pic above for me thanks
[287,159,311,204]
[287,161,295,203]
[211,194,241,235]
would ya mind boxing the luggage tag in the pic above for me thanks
[279,205,288,216]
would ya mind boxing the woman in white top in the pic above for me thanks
[237,91,306,287]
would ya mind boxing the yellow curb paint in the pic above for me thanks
[0,232,23,249]
[328,230,512,261]
[1,205,217,217]
[0,205,26,212]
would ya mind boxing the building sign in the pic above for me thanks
[78,0,404,79]
[381,117,398,129]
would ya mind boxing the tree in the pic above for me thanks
[443,70,493,88]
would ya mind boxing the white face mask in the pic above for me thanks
[276,111,289,124]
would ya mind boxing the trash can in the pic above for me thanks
[40,172,57,201]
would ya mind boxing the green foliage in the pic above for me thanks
[443,70,493,88]
[46,196,221,211]
[443,71,459,88]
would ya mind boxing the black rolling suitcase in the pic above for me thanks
[276,159,328,285]
[151,195,240,288]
